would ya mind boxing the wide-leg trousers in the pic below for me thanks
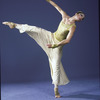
[16,23,70,85]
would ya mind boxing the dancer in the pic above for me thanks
[2,0,85,98]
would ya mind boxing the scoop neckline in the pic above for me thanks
[61,20,75,26]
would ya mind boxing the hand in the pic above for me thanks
[46,0,52,2]
[47,44,58,48]
[47,44,52,48]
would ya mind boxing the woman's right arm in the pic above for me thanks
[46,0,69,19]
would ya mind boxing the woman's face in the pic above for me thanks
[75,13,85,21]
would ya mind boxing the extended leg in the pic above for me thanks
[2,21,16,29]
[2,21,41,33]
[2,21,54,56]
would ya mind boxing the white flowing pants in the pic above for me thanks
[16,24,70,85]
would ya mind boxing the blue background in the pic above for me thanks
[1,0,99,83]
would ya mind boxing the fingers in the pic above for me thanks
[47,44,52,48]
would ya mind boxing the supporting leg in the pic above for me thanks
[54,84,61,98]
[50,49,62,98]
[54,84,58,88]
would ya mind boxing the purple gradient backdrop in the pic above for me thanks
[1,0,99,83]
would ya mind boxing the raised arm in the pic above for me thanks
[46,0,69,19]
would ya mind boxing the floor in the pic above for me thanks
[1,78,100,100]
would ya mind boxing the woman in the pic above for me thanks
[2,0,85,98]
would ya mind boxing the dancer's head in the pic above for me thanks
[74,11,85,21]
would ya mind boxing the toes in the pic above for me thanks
[57,95,61,98]
[2,22,7,24]
[55,95,61,98]
[2,22,8,25]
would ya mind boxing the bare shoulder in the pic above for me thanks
[62,11,70,18]
[61,11,70,19]
[61,16,70,23]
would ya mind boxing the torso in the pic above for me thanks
[54,19,76,42]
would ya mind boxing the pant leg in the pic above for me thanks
[15,24,42,33]
[51,47,62,85]
[15,23,70,85]
[48,38,70,86]
[15,24,54,56]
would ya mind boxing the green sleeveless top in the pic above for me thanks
[54,21,76,41]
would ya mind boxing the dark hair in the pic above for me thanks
[76,11,83,14]
[76,11,85,20]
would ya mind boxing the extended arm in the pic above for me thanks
[46,0,69,19]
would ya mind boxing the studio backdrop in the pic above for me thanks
[1,0,99,83]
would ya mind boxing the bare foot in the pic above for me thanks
[54,88,61,98]
[55,94,61,98]
[2,21,16,29]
